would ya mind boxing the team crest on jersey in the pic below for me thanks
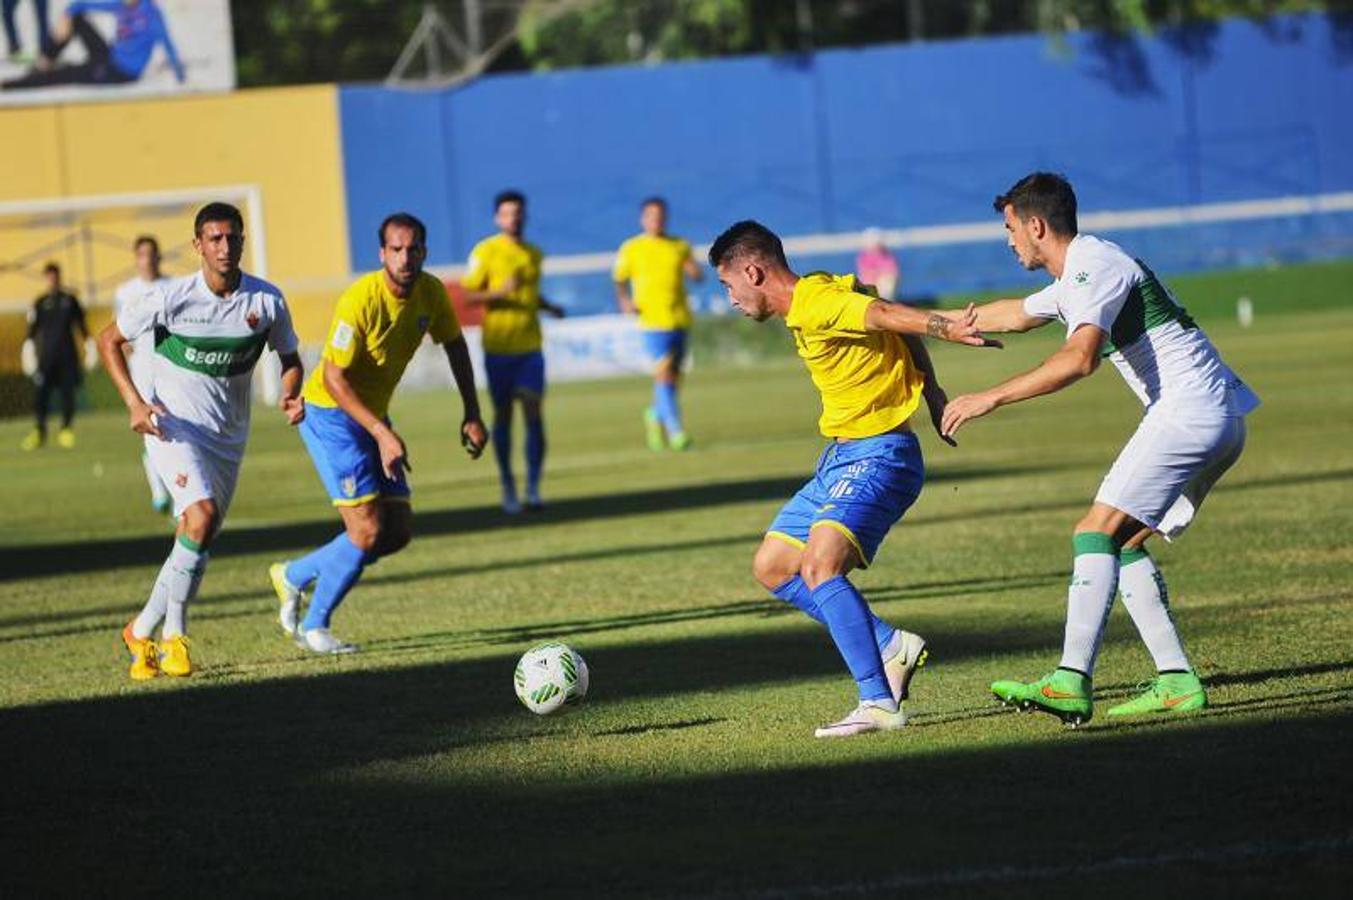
[246,312,260,329]
[341,476,357,498]
[417,315,430,334]
[175,473,188,488]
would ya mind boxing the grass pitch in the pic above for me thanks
[1,262,1351,897]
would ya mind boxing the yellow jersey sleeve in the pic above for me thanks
[461,242,490,290]
[793,280,874,336]
[612,239,633,282]
[319,282,369,370]
[422,276,462,343]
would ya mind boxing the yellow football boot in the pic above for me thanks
[57,427,76,449]
[19,429,43,451]
[121,622,159,681]
[159,635,194,677]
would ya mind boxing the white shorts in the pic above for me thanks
[143,432,241,519]
[1095,406,1247,542]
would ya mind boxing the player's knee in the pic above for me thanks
[345,518,381,553]
[798,551,846,590]
[181,500,218,545]
[752,544,797,591]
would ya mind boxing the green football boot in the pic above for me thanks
[992,668,1094,728]
[643,408,665,451]
[1107,671,1207,717]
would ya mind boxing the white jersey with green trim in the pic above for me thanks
[1023,234,1259,414]
[116,270,298,460]
[114,275,172,397]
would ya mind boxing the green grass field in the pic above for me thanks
[2,262,1351,897]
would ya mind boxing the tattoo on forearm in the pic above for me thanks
[926,315,951,338]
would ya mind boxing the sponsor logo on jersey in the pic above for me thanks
[181,345,251,366]
[1074,271,1090,284]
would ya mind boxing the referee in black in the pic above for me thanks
[21,262,89,450]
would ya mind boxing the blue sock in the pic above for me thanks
[492,418,516,496]
[286,532,351,590]
[772,575,897,650]
[654,381,682,433]
[525,418,545,497]
[301,534,369,631]
[810,575,892,702]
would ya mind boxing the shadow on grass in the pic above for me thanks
[0,638,1349,898]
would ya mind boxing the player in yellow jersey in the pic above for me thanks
[271,213,487,654]
[709,220,996,737]
[614,196,704,450]
[460,190,565,513]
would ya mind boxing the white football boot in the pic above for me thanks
[814,700,907,738]
[297,627,359,655]
[881,629,929,703]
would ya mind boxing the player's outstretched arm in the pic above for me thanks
[323,360,409,478]
[941,324,1103,437]
[940,298,1050,334]
[900,334,956,448]
[277,352,305,425]
[865,300,1001,348]
[614,280,636,315]
[683,253,705,282]
[96,322,164,438]
[539,296,566,318]
[460,275,517,307]
[441,336,487,459]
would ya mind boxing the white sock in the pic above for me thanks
[1119,552,1190,672]
[1059,535,1120,677]
[137,538,207,640]
[142,451,169,505]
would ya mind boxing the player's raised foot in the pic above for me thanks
[19,429,43,451]
[158,635,194,677]
[502,491,523,515]
[297,627,359,655]
[524,492,545,513]
[1107,671,1207,717]
[668,430,692,452]
[121,622,159,681]
[269,562,305,636]
[881,629,928,702]
[643,408,665,451]
[992,668,1093,727]
[813,700,907,738]
[57,427,75,449]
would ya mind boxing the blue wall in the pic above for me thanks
[338,14,1353,312]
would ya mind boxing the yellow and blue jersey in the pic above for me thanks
[461,233,544,355]
[612,234,694,331]
[303,270,462,418]
[787,272,924,439]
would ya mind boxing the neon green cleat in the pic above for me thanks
[1107,671,1207,717]
[269,562,304,636]
[668,430,692,451]
[57,427,75,449]
[992,668,1093,727]
[19,429,43,451]
[643,408,665,451]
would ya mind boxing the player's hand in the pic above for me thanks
[545,302,565,319]
[373,423,410,479]
[20,339,36,377]
[496,275,519,299]
[924,386,957,447]
[927,305,1002,348]
[132,402,168,439]
[83,336,99,371]
[461,418,487,459]
[941,391,998,438]
[280,394,305,426]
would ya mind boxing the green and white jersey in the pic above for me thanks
[116,270,298,460]
[114,274,171,397]
[1023,234,1259,414]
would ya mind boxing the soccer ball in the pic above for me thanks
[513,642,589,715]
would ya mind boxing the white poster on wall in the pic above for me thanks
[0,0,234,107]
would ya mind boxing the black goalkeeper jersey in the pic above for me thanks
[28,290,87,371]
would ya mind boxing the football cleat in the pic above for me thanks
[992,668,1093,727]
[121,622,159,681]
[668,430,692,452]
[881,629,928,703]
[158,635,193,677]
[813,700,907,738]
[1107,671,1207,717]
[19,429,43,451]
[643,408,665,452]
[56,427,75,449]
[524,491,545,513]
[297,627,359,655]
[269,562,304,636]
[502,492,523,515]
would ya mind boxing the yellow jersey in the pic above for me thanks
[461,233,544,354]
[303,270,462,418]
[787,272,924,439]
[612,234,694,331]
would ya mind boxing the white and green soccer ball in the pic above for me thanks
[513,642,589,715]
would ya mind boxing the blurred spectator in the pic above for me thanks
[3,0,50,60]
[856,227,900,300]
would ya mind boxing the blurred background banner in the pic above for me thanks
[0,0,235,108]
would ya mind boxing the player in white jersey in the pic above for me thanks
[940,173,1259,724]
[98,202,305,681]
[113,235,173,514]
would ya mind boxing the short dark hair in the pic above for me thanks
[378,212,427,247]
[194,202,244,237]
[640,196,667,211]
[494,189,525,210]
[994,172,1078,236]
[708,220,787,269]
[42,261,60,276]
[134,235,159,253]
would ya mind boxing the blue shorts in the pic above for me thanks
[484,350,545,407]
[299,404,411,507]
[767,432,924,567]
[641,328,688,367]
